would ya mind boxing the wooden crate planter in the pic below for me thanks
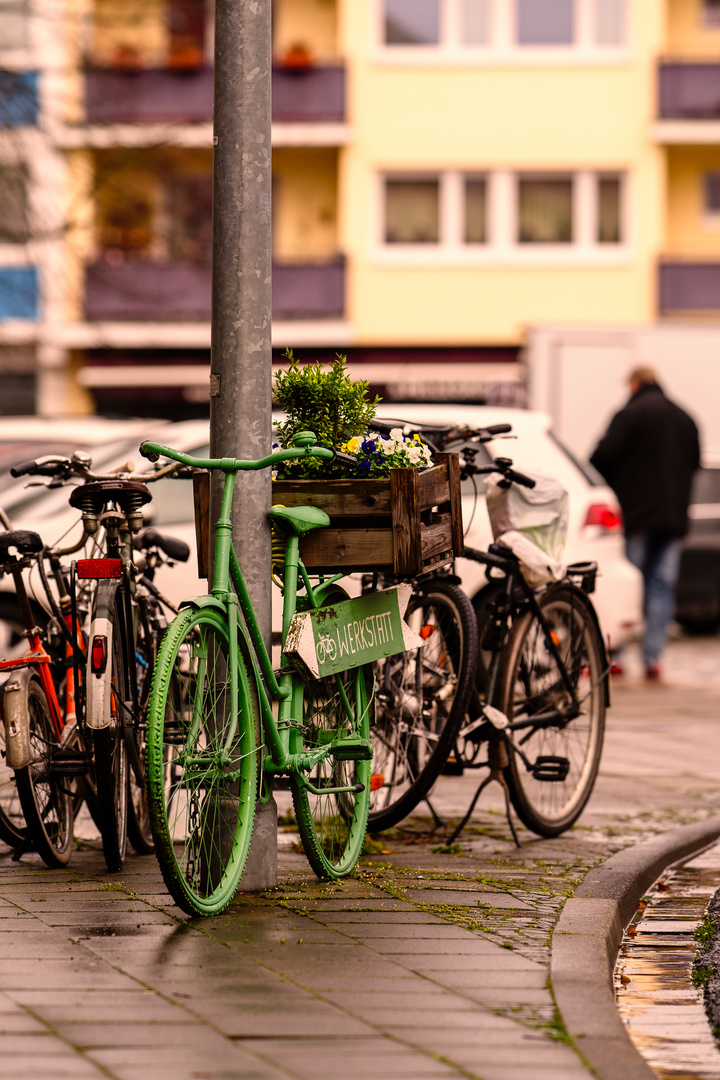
[193,452,463,578]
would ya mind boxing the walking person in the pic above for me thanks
[590,366,700,682]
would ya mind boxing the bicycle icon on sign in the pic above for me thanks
[316,633,337,664]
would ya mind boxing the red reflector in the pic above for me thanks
[420,625,435,640]
[370,774,385,792]
[584,504,623,532]
[77,559,122,579]
[91,636,108,675]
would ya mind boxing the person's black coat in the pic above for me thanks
[590,383,700,538]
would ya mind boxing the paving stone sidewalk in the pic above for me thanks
[0,636,719,1080]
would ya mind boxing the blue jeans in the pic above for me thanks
[625,535,682,666]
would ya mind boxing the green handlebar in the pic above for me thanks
[138,438,335,472]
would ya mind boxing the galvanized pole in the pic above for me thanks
[210,0,276,889]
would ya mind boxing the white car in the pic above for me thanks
[371,404,642,652]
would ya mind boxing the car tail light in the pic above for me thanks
[77,559,122,579]
[584,504,623,533]
[91,635,108,674]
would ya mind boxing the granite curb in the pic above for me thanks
[551,813,720,1080]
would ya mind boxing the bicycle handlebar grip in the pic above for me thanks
[333,450,357,468]
[485,423,512,436]
[139,442,161,463]
[507,468,536,489]
[10,459,39,478]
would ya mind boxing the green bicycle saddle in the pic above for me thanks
[268,504,330,536]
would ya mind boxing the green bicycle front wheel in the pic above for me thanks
[291,663,373,880]
[145,607,257,916]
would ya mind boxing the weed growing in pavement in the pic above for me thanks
[695,913,718,949]
[693,965,713,988]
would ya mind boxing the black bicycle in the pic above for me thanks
[369,419,609,841]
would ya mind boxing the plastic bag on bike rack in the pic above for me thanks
[486,472,569,587]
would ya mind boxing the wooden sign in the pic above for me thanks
[285,584,424,678]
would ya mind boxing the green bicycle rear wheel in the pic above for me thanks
[291,662,373,880]
[145,606,257,917]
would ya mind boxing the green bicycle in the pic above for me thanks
[139,433,375,916]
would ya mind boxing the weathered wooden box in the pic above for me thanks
[193,452,463,578]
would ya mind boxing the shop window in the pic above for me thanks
[383,0,440,45]
[464,177,487,243]
[516,0,574,45]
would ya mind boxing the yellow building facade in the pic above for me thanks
[3,0,720,413]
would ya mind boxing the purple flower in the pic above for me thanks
[358,459,371,476]
[362,439,376,454]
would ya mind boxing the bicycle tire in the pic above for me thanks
[0,715,28,848]
[126,619,155,855]
[498,583,607,837]
[367,578,478,832]
[145,606,257,917]
[92,597,129,872]
[291,659,373,879]
[14,678,73,867]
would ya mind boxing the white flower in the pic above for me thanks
[389,428,405,442]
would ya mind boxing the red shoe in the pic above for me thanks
[645,663,662,682]
[610,661,624,676]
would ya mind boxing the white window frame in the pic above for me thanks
[374,168,630,266]
[373,0,629,65]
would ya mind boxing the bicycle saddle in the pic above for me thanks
[268,505,330,536]
[0,530,43,564]
[134,527,190,563]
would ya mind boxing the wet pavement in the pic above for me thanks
[616,842,720,1079]
[0,632,720,1079]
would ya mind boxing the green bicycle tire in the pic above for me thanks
[145,606,257,917]
[291,659,373,881]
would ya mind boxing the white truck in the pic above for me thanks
[525,323,720,463]
[525,323,720,629]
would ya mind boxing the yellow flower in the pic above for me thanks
[346,437,361,452]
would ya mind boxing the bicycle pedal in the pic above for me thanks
[51,748,91,777]
[531,755,570,782]
[442,756,464,776]
[332,739,373,761]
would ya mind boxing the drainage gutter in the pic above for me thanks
[551,814,720,1080]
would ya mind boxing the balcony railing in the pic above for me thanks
[84,64,345,125]
[84,259,345,320]
[659,62,720,119]
[659,261,720,313]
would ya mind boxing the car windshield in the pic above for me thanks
[548,430,605,486]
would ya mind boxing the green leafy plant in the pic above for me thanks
[273,351,380,479]
[694,913,717,948]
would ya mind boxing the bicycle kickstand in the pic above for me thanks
[447,736,520,848]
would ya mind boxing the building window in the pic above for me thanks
[385,178,440,243]
[380,0,626,53]
[166,176,213,261]
[462,0,490,44]
[598,174,622,242]
[0,71,38,128]
[595,0,625,45]
[0,0,27,50]
[517,0,574,46]
[0,166,28,243]
[384,0,440,46]
[518,175,573,243]
[703,1,720,29]
[168,0,206,69]
[464,176,487,242]
[381,169,625,254]
[704,172,720,215]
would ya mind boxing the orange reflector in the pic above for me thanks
[550,631,560,645]
[370,774,385,791]
[78,558,122,579]
[420,625,435,640]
